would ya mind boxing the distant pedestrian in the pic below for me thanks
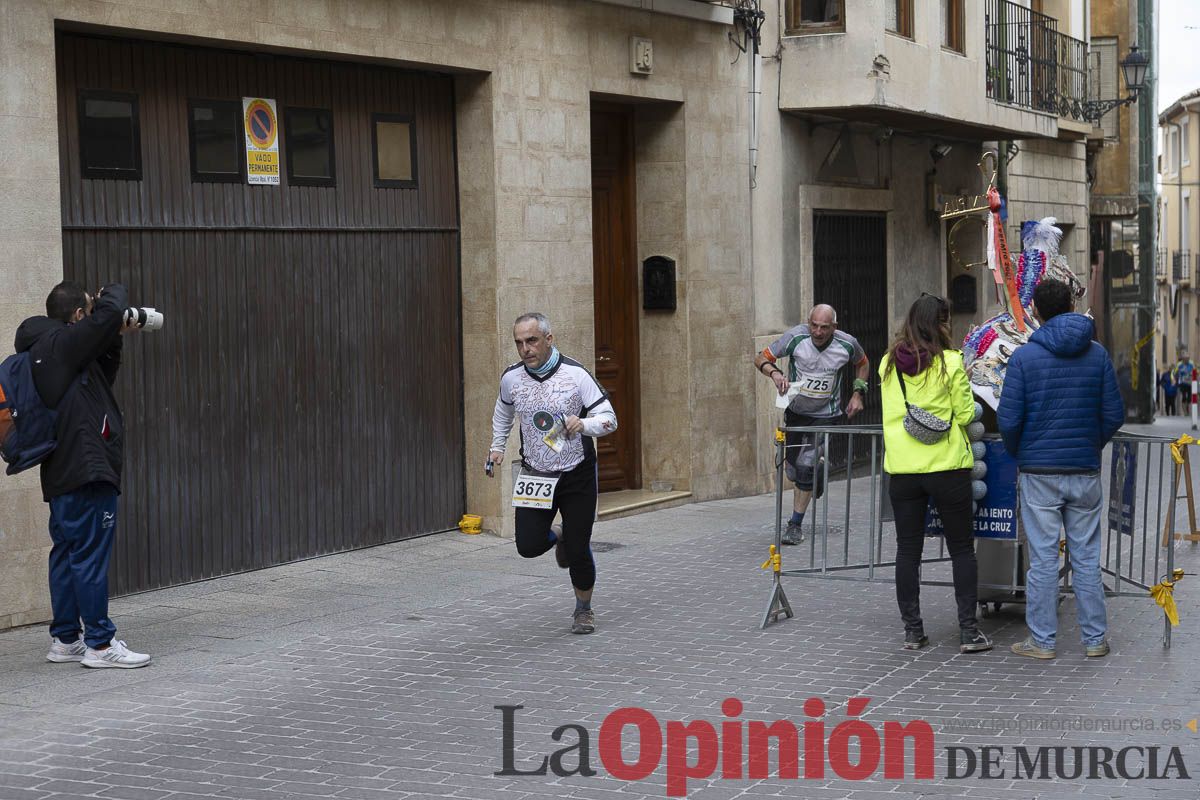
[1175,354,1195,407]
[1160,369,1178,416]
[999,279,1124,659]
[879,294,991,654]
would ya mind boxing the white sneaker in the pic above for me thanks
[46,637,87,663]
[80,640,151,669]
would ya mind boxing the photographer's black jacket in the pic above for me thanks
[13,285,128,501]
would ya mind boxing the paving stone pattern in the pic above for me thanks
[1,420,1198,800]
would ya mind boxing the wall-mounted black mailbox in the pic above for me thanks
[951,274,977,314]
[643,256,676,311]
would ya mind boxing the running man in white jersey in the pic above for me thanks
[754,304,869,544]
[489,313,618,634]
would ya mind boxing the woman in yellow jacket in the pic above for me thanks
[880,294,992,654]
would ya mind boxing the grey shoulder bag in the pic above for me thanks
[897,370,951,445]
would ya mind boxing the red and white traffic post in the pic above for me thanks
[1191,368,1198,431]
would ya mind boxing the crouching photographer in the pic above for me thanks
[11,281,153,669]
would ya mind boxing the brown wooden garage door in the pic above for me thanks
[56,33,464,594]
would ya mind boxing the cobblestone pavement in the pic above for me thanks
[1,421,1199,800]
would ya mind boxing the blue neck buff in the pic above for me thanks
[529,346,561,377]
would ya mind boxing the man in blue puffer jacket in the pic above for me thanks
[998,279,1124,660]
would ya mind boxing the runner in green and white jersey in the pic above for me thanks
[754,304,870,544]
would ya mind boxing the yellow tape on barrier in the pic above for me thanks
[1171,435,1198,465]
[1150,569,1186,626]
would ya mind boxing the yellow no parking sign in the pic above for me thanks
[243,97,280,185]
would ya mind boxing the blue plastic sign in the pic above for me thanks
[925,441,1019,540]
[1107,441,1137,537]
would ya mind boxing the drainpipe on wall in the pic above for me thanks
[750,50,762,187]
[735,2,765,316]
[1134,0,1158,422]
[997,140,1009,199]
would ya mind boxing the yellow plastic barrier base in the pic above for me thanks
[760,544,781,574]
[458,514,483,535]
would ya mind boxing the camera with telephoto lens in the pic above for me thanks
[123,307,164,331]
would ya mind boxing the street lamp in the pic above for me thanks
[1082,45,1150,123]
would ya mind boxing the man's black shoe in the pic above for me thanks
[960,629,993,653]
[903,630,929,650]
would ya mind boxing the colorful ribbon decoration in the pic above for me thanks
[988,187,1026,333]
[1017,250,1046,308]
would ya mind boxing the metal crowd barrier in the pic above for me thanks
[760,425,1184,649]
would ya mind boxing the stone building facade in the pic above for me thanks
[1157,89,1200,386]
[0,0,754,629]
[0,0,1105,631]
[1088,0,1146,413]
[749,0,1094,473]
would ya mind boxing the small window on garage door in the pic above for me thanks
[78,89,142,179]
[285,107,336,187]
[372,113,417,187]
[189,99,244,182]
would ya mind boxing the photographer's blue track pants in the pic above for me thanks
[47,483,118,649]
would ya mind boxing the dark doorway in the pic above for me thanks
[56,33,464,594]
[591,106,642,492]
[812,211,887,463]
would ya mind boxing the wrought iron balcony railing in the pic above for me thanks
[985,0,1089,123]
[1174,250,1192,284]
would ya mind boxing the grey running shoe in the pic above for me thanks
[903,630,929,650]
[959,629,993,653]
[1010,637,1055,659]
[782,521,805,546]
[1085,640,1110,658]
[571,609,595,634]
